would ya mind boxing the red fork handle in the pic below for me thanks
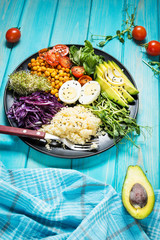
[0,125,45,139]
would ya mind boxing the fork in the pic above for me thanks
[0,125,99,151]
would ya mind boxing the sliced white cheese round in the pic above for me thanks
[59,80,81,104]
[79,81,101,105]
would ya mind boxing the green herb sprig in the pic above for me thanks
[86,94,140,146]
[142,60,160,76]
[91,8,136,47]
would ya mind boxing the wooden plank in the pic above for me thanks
[0,0,25,87]
[115,0,160,192]
[27,0,93,168]
[71,0,125,187]
[49,0,91,45]
[0,0,28,169]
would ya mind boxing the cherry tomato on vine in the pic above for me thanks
[78,75,92,86]
[6,28,21,43]
[71,66,85,78]
[52,44,69,56]
[132,26,147,41]
[144,40,160,56]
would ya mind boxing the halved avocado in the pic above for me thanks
[96,76,128,107]
[122,165,155,219]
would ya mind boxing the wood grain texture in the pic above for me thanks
[0,0,25,87]
[115,0,160,192]
[0,0,159,192]
[0,0,28,169]
[71,0,125,187]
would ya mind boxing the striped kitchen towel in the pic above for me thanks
[0,161,159,240]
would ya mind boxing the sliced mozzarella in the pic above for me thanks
[59,80,81,104]
[79,81,101,105]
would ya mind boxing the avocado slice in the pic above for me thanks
[114,86,135,103]
[107,61,139,95]
[122,165,155,219]
[96,76,128,107]
[95,65,134,106]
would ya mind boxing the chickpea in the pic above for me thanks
[59,82,63,87]
[51,72,56,77]
[51,89,56,95]
[55,93,59,98]
[51,82,55,87]
[45,71,50,77]
[32,66,38,71]
[55,80,59,84]
[55,75,59,80]
[41,62,45,66]
[37,67,42,72]
[31,58,36,63]
[28,63,32,68]
[65,68,70,73]
[59,76,63,81]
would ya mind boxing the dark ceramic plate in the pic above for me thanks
[4,45,139,159]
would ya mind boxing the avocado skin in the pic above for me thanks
[122,165,155,220]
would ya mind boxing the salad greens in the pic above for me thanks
[86,94,140,144]
[69,40,104,75]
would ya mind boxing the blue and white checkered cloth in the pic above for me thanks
[0,161,160,240]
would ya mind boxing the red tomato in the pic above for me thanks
[6,28,21,43]
[78,75,92,86]
[52,44,69,56]
[145,41,160,56]
[59,56,72,68]
[132,26,147,41]
[45,50,59,66]
[38,48,48,60]
[71,66,85,78]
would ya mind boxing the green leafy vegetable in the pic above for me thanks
[86,94,140,145]
[9,71,51,95]
[69,40,104,75]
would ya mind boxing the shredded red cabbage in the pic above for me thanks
[7,91,64,129]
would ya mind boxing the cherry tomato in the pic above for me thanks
[78,75,92,86]
[6,28,21,43]
[38,48,49,60]
[52,44,69,56]
[145,40,160,56]
[132,26,147,41]
[45,50,59,66]
[59,56,72,68]
[71,66,85,78]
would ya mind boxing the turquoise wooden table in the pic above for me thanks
[0,0,159,193]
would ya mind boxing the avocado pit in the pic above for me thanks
[129,183,148,208]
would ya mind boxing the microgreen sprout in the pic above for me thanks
[91,8,136,47]
[142,60,160,76]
